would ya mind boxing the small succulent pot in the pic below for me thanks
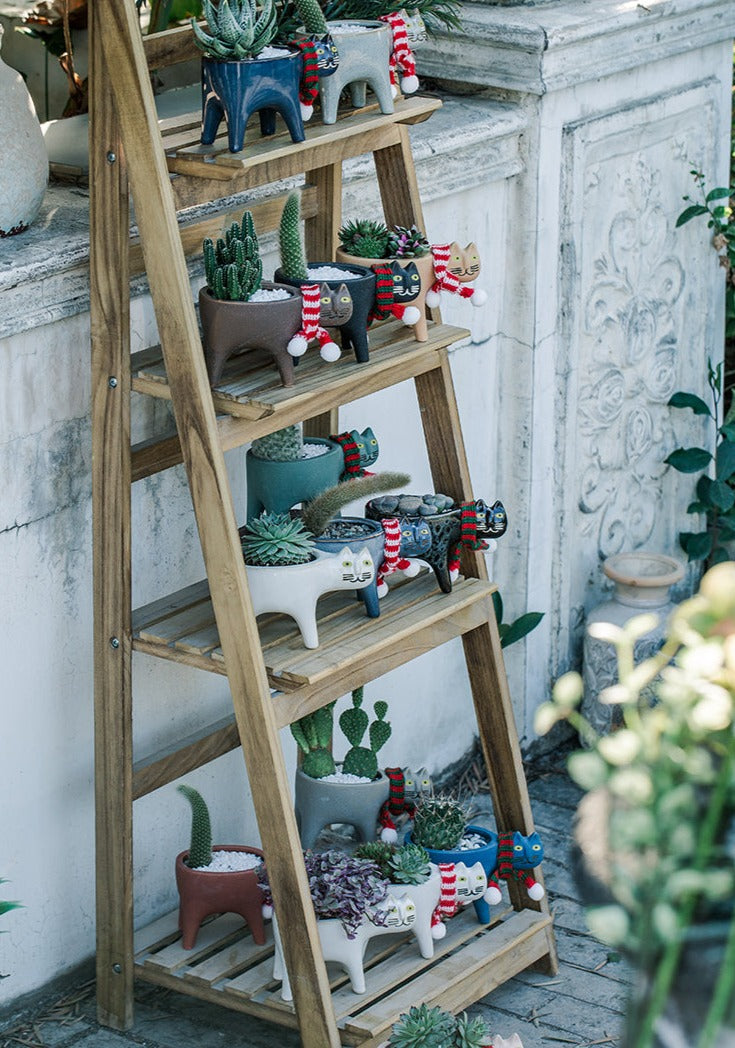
[336,248,435,342]
[175,845,266,950]
[366,497,462,594]
[293,766,390,849]
[404,825,498,925]
[312,516,385,617]
[244,546,375,648]
[245,437,344,518]
[198,283,303,388]
[388,864,442,959]
[274,262,376,364]
[201,49,305,154]
[315,21,393,124]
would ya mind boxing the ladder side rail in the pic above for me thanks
[93,4,340,1044]
[89,2,135,1028]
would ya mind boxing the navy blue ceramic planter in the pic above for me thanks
[201,51,305,154]
[405,825,498,924]
[312,517,384,618]
[274,263,376,364]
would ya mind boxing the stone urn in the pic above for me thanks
[293,765,390,848]
[198,283,303,387]
[175,845,265,950]
[336,248,435,342]
[405,824,499,925]
[245,437,344,518]
[582,552,684,736]
[312,516,386,618]
[0,25,48,237]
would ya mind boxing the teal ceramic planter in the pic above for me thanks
[246,437,343,518]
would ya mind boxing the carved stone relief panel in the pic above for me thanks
[555,82,721,665]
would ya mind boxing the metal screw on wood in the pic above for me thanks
[112,963,122,974]
[106,151,116,164]
[108,377,118,388]
[110,637,120,649]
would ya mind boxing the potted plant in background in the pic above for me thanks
[385,1003,520,1048]
[264,849,416,996]
[174,784,265,950]
[535,561,735,1048]
[240,511,375,647]
[292,686,392,847]
[198,210,303,387]
[193,0,307,153]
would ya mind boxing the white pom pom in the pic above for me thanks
[402,306,421,325]
[528,882,545,901]
[390,82,399,99]
[484,886,502,906]
[287,334,308,357]
[380,827,398,844]
[425,289,441,308]
[300,102,314,122]
[449,567,460,582]
[431,922,447,940]
[401,73,419,94]
[320,340,341,363]
[376,579,389,598]
[471,288,488,307]
[403,560,421,578]
[262,903,274,919]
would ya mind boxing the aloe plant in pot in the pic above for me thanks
[292,686,392,847]
[175,784,265,950]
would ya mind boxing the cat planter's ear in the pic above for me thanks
[337,547,353,561]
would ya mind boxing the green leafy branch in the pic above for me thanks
[491,590,543,649]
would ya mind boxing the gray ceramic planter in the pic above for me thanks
[294,766,390,849]
[319,22,393,124]
[246,438,343,518]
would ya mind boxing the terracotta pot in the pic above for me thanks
[245,438,344,518]
[274,263,376,364]
[312,516,385,618]
[293,766,390,848]
[404,825,498,925]
[201,49,305,153]
[317,22,393,124]
[175,845,265,950]
[198,283,303,388]
[335,248,435,342]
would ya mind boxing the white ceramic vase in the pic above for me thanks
[582,552,684,735]
[0,26,48,237]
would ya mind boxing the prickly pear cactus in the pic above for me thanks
[340,688,391,779]
[291,703,337,778]
[177,784,213,869]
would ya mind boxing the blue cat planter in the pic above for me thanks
[312,517,385,618]
[201,51,305,154]
[405,825,498,925]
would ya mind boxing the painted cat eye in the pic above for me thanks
[340,295,350,303]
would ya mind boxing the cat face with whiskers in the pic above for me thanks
[446,242,481,283]
[319,283,353,325]
[309,33,340,76]
[390,260,421,302]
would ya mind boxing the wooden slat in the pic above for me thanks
[132,579,211,632]
[144,914,249,972]
[132,714,240,799]
[142,23,199,69]
[185,937,274,989]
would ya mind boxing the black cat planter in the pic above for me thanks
[274,262,377,364]
[201,50,305,154]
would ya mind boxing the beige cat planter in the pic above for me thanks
[425,242,487,315]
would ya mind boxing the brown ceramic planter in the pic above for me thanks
[198,283,303,388]
[335,248,434,342]
[175,845,265,950]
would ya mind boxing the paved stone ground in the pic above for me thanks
[0,766,633,1048]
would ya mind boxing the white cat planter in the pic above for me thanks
[272,894,416,998]
[245,547,374,649]
[387,864,441,959]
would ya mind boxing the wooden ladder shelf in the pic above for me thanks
[90,3,557,1046]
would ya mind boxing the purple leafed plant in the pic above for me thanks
[260,850,389,939]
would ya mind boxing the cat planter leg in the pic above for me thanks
[358,578,380,618]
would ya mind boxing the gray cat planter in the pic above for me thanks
[246,437,343,518]
[319,22,393,125]
[294,766,390,849]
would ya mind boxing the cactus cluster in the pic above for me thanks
[354,840,431,885]
[240,512,315,566]
[411,795,468,852]
[192,0,278,60]
[278,191,309,282]
[338,218,391,259]
[291,703,337,778]
[250,424,303,462]
[339,686,392,779]
[388,1004,492,1048]
[293,0,328,34]
[177,784,213,869]
[300,471,411,537]
[386,224,430,258]
[203,210,263,302]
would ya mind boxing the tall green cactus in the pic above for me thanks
[178,784,213,869]
[293,0,328,34]
[291,702,337,778]
[339,687,391,779]
[278,191,309,281]
[192,0,278,60]
[203,210,263,302]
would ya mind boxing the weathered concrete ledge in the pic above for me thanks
[0,96,526,341]
[417,0,735,93]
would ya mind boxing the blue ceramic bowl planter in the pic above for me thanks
[405,824,499,925]
[201,50,305,154]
